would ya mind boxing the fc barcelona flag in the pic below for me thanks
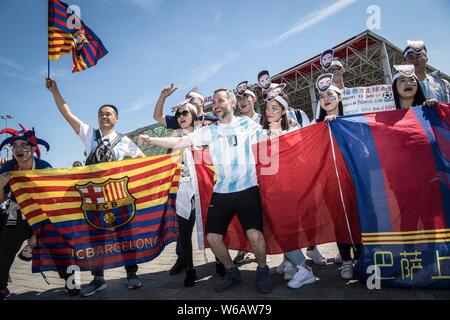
[330,104,450,288]
[48,0,108,72]
[9,154,181,273]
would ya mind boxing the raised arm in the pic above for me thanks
[153,84,178,126]
[0,173,10,203]
[138,134,192,150]
[45,78,82,135]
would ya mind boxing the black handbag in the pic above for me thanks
[85,129,124,165]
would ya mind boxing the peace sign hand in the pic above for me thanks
[161,84,178,98]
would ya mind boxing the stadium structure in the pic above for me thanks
[128,30,449,156]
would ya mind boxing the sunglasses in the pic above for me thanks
[175,110,191,118]
[405,53,426,60]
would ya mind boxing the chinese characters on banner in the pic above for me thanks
[342,85,396,115]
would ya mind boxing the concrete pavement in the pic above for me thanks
[6,242,450,300]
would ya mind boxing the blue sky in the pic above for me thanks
[0,0,449,168]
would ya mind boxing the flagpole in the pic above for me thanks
[47,0,50,79]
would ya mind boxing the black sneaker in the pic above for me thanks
[215,267,241,293]
[81,278,107,297]
[233,251,253,265]
[169,259,185,276]
[184,268,197,287]
[127,272,142,289]
[215,262,226,277]
[256,266,273,294]
[65,284,81,296]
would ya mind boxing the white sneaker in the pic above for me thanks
[275,258,287,275]
[334,253,343,264]
[283,261,297,280]
[341,261,354,280]
[306,247,327,265]
[287,265,316,289]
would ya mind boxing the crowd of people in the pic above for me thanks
[0,39,448,299]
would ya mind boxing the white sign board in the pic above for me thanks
[342,85,396,115]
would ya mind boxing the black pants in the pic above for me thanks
[177,210,196,269]
[0,218,32,290]
[337,243,361,261]
[175,236,182,260]
[0,213,5,239]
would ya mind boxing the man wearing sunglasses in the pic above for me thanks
[403,40,450,103]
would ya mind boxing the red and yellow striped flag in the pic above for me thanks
[9,153,181,273]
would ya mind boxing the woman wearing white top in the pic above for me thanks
[141,90,203,287]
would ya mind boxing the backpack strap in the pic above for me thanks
[94,129,102,146]
[295,110,304,128]
[108,133,124,150]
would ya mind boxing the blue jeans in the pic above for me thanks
[284,250,306,266]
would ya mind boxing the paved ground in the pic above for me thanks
[6,241,450,301]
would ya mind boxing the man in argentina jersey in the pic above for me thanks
[138,88,273,294]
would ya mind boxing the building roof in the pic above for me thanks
[129,30,449,155]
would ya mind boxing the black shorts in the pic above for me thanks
[205,186,263,236]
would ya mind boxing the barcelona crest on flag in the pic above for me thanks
[75,177,136,231]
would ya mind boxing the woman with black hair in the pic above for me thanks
[315,79,361,280]
[391,64,437,109]
[316,85,344,122]
[259,91,317,289]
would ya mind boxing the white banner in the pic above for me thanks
[342,85,396,115]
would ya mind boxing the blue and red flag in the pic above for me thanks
[48,0,108,72]
[330,103,450,288]
[195,104,449,288]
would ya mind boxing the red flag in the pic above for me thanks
[195,122,361,254]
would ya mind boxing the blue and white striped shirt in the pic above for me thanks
[188,117,261,194]
[420,74,450,103]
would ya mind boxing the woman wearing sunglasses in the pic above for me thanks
[142,89,202,287]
